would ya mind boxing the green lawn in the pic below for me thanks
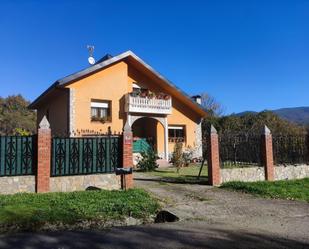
[221,178,309,202]
[0,189,159,232]
[148,164,208,183]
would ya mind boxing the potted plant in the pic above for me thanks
[130,91,138,97]
[148,91,155,99]
[156,92,164,99]
[164,94,171,100]
[91,116,110,123]
[140,89,149,98]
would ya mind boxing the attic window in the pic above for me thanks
[91,100,111,122]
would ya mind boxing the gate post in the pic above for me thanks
[36,116,51,193]
[261,125,274,181]
[122,122,134,189]
[208,125,221,186]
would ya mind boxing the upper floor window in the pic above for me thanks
[91,100,111,122]
[168,125,185,142]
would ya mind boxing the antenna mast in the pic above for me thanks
[87,45,96,65]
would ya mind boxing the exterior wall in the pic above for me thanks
[0,176,35,195]
[37,88,69,135]
[50,174,121,192]
[128,65,201,157]
[275,165,309,180]
[67,62,129,134]
[166,98,201,156]
[221,167,265,183]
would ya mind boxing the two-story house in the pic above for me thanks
[29,51,207,162]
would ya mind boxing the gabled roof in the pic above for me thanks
[29,51,207,117]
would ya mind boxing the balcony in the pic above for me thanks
[125,93,172,115]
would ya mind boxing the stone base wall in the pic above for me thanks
[221,167,265,183]
[221,165,309,183]
[0,175,35,195]
[275,165,309,180]
[50,173,121,192]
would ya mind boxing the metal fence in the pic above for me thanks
[0,135,36,176]
[273,134,309,165]
[219,133,262,168]
[51,136,122,176]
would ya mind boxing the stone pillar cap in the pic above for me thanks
[210,125,217,134]
[39,116,50,129]
[263,125,271,135]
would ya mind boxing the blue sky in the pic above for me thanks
[0,0,308,114]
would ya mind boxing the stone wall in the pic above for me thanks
[50,173,121,192]
[193,119,203,159]
[0,176,35,195]
[221,167,265,183]
[221,165,309,183]
[275,165,309,180]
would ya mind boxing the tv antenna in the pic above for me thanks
[87,45,95,65]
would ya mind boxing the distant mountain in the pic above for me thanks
[235,107,309,125]
[273,107,309,125]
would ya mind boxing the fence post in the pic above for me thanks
[122,122,134,189]
[36,116,51,193]
[208,125,221,186]
[261,125,274,181]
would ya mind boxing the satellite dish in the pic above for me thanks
[88,56,95,65]
[87,45,95,65]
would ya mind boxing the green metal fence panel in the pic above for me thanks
[51,136,122,176]
[0,135,36,177]
[133,138,152,153]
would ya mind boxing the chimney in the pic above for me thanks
[192,95,202,105]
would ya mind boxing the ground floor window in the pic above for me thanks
[168,125,185,142]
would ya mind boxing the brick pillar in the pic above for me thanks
[122,122,134,189]
[261,125,274,181]
[36,116,51,193]
[207,125,221,186]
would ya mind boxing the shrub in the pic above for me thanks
[183,147,194,166]
[171,142,185,173]
[137,149,158,172]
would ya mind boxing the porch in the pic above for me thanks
[125,91,172,161]
[130,116,169,161]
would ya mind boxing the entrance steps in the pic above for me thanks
[156,159,171,168]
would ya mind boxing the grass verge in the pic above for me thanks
[147,164,208,184]
[0,188,160,232]
[221,178,309,202]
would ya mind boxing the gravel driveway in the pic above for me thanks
[135,173,309,245]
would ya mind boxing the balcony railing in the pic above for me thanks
[125,94,172,114]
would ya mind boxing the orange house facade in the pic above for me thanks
[30,51,207,161]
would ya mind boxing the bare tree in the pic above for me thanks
[200,93,224,116]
